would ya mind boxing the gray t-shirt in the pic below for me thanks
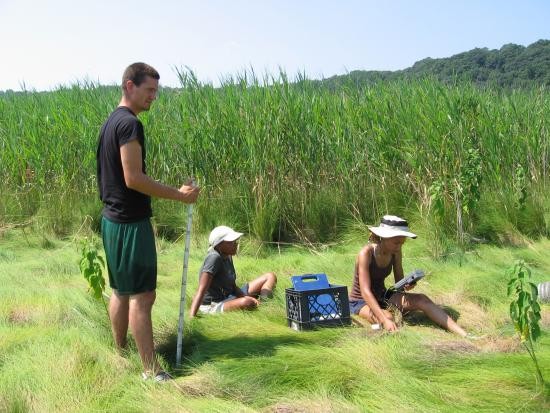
[199,249,237,304]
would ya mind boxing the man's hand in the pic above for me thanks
[179,179,200,204]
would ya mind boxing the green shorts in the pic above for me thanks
[101,216,157,295]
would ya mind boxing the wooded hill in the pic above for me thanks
[321,39,550,88]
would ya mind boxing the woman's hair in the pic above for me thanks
[369,232,382,244]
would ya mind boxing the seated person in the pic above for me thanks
[189,226,277,317]
[349,215,467,337]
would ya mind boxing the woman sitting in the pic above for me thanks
[349,215,467,336]
[189,226,277,317]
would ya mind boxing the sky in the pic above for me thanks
[1,0,549,91]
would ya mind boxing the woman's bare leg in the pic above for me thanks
[222,296,259,311]
[246,272,277,298]
[389,292,467,337]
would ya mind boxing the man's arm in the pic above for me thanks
[120,140,199,203]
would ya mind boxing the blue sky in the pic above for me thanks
[1,0,549,91]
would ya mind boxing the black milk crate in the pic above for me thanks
[285,285,351,331]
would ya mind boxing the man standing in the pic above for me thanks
[96,62,199,381]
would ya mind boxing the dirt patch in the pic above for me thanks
[456,301,493,332]
[7,308,33,324]
[174,370,222,397]
[478,336,521,353]
[436,293,493,332]
[540,309,550,328]
[429,340,479,355]
[264,401,358,413]
[429,334,523,355]
[267,404,309,413]
[437,291,464,306]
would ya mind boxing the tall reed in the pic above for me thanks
[1,73,548,247]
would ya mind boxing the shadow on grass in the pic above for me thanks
[156,328,309,377]
[403,305,461,327]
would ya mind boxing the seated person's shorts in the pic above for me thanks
[349,289,395,315]
[199,283,250,314]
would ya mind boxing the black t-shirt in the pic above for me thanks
[199,250,238,304]
[96,106,152,222]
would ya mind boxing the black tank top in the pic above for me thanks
[350,246,394,301]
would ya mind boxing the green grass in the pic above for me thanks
[0,228,548,412]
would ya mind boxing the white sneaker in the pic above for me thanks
[141,370,173,383]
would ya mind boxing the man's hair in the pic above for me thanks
[122,62,160,90]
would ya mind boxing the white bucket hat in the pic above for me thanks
[368,215,417,239]
[208,226,243,249]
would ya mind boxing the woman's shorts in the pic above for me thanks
[349,290,396,315]
[101,216,157,295]
[199,284,250,314]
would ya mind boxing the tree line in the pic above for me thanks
[320,39,550,89]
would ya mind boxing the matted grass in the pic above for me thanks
[0,229,548,412]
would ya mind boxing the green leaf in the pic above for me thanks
[529,283,538,300]
[510,301,518,322]
[92,287,102,300]
[507,282,515,297]
[97,255,105,267]
[530,323,541,341]
[80,239,107,302]
[79,261,88,274]
[83,267,93,279]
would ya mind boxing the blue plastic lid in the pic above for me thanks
[291,273,330,291]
